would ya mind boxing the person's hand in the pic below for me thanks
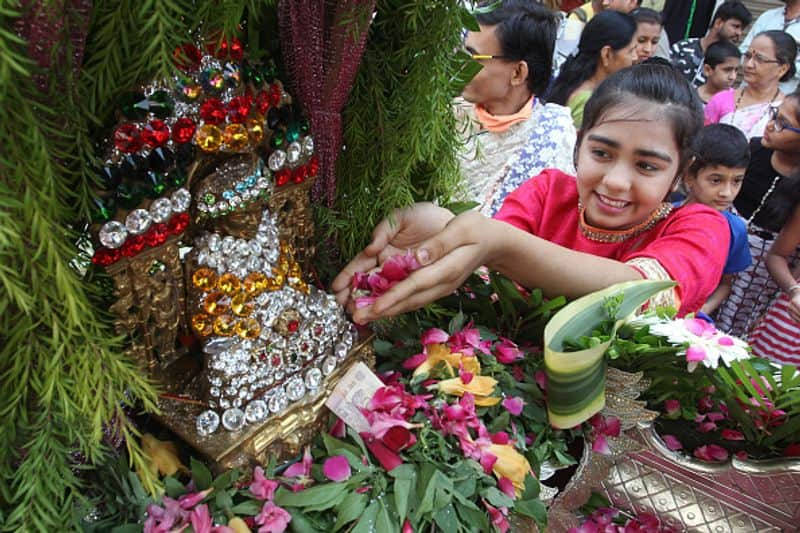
[332,202,454,307]
[335,209,496,323]
[788,291,800,323]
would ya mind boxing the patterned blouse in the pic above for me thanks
[455,98,576,217]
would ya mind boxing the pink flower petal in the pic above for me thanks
[421,328,449,345]
[323,455,352,482]
[354,295,378,309]
[662,434,683,450]
[696,421,717,433]
[664,399,680,416]
[484,501,510,533]
[329,418,346,438]
[592,434,611,455]
[706,412,725,422]
[402,519,414,533]
[497,477,516,499]
[250,467,279,501]
[479,451,498,474]
[717,336,734,346]
[721,429,745,441]
[189,504,212,533]
[255,501,292,532]
[686,345,706,362]
[495,338,523,364]
[694,444,729,462]
[490,431,510,445]
[459,369,474,385]
[501,397,525,416]
[402,352,428,370]
[604,417,621,437]
[534,370,547,391]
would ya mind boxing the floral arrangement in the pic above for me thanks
[569,493,679,533]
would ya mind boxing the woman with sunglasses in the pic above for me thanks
[715,91,800,340]
[705,30,797,138]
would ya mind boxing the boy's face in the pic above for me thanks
[685,164,746,211]
[704,57,739,90]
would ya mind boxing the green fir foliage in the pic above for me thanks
[0,1,275,530]
[322,1,475,261]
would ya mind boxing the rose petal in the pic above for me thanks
[497,477,516,499]
[592,434,611,455]
[323,455,352,482]
[501,397,525,416]
[662,434,683,451]
[421,328,449,345]
[721,429,745,441]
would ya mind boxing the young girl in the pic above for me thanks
[333,65,730,322]
[545,10,637,128]
[749,203,800,365]
[714,92,800,338]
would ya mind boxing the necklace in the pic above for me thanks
[746,175,781,225]
[732,86,780,125]
[578,202,673,243]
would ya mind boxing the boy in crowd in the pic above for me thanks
[679,124,752,314]
[696,40,741,104]
[671,1,751,86]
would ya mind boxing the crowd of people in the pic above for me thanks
[333,0,800,366]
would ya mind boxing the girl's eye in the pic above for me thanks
[711,179,721,185]
[637,161,658,172]
[591,149,610,159]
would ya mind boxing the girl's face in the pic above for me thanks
[763,97,800,151]
[576,107,681,230]
[633,22,661,63]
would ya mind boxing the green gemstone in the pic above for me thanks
[90,196,116,224]
[246,67,263,85]
[148,260,166,276]
[120,92,148,120]
[204,193,216,205]
[300,120,310,134]
[147,90,174,118]
[170,168,187,187]
[116,183,144,209]
[286,122,301,143]
[144,173,166,198]
[270,131,285,148]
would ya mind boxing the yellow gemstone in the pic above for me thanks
[191,313,213,336]
[247,114,265,143]
[230,292,253,317]
[235,317,261,339]
[195,124,223,152]
[277,259,290,274]
[182,83,202,100]
[217,273,241,295]
[292,280,310,294]
[213,315,236,336]
[192,267,217,290]
[280,243,292,255]
[288,262,302,278]
[243,272,268,295]
[203,291,227,315]
[223,123,249,151]
[266,271,284,291]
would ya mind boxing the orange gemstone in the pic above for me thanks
[217,272,241,295]
[292,280,310,294]
[192,267,217,290]
[223,123,249,151]
[191,313,213,336]
[230,292,253,317]
[247,114,265,143]
[203,291,228,315]
[243,272,268,295]
[213,315,236,336]
[266,272,284,290]
[235,317,261,339]
[195,124,223,152]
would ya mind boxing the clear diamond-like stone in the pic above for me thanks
[99,221,128,249]
[196,410,220,436]
[171,188,191,212]
[322,356,337,376]
[286,142,302,165]
[268,392,288,413]
[221,236,236,254]
[304,368,322,389]
[222,408,246,431]
[334,342,349,360]
[207,233,221,252]
[285,377,306,401]
[268,150,286,171]
[302,136,314,155]
[245,400,268,423]
[125,209,152,235]
[149,197,173,222]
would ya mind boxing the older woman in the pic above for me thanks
[705,30,797,138]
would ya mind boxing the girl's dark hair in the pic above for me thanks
[687,124,750,176]
[475,0,559,95]
[581,63,704,170]
[757,30,798,83]
[703,40,741,68]
[631,7,662,26]
[544,11,636,106]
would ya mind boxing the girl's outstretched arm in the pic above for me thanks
[766,205,800,322]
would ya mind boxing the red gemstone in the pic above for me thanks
[229,37,244,61]
[174,44,202,70]
[256,90,270,115]
[200,98,226,124]
[121,235,146,257]
[91,247,121,266]
[227,96,250,123]
[114,124,143,153]
[168,212,190,235]
[172,117,196,144]
[144,223,169,247]
[275,168,291,186]
[269,84,282,106]
[293,165,309,184]
[287,319,299,333]
[258,352,267,361]
[308,155,319,176]
[271,355,281,366]
[141,119,170,147]
[207,36,228,58]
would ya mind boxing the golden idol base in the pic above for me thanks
[156,337,375,470]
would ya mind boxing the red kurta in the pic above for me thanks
[495,169,730,316]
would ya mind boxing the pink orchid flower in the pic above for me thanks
[255,501,292,533]
[494,338,523,364]
[250,466,278,501]
[483,501,510,533]
[323,456,352,482]
[144,497,189,533]
[501,397,525,416]
[178,487,214,510]
[662,434,683,451]
[694,444,729,462]
[189,504,214,533]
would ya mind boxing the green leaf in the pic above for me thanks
[454,501,490,531]
[514,497,547,525]
[288,508,324,533]
[212,468,240,491]
[445,200,480,215]
[111,525,143,533]
[520,473,540,500]
[390,464,416,520]
[488,411,510,434]
[481,486,514,509]
[377,500,396,532]
[274,483,347,512]
[351,501,380,533]
[333,491,369,531]
[448,311,467,335]
[190,457,213,491]
[230,500,262,516]
[163,476,186,498]
[215,489,234,510]
[373,338,394,357]
[322,432,362,461]
[433,503,459,532]
[459,7,480,32]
